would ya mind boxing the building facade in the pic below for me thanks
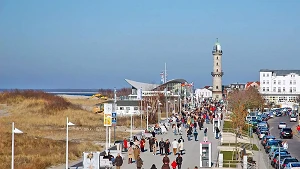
[211,39,224,100]
[195,88,212,99]
[259,69,300,106]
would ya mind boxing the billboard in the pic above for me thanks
[104,103,112,126]
[83,152,100,169]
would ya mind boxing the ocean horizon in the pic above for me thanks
[0,89,99,96]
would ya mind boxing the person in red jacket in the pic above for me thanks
[297,125,300,135]
[140,139,145,152]
[123,138,128,152]
[171,160,177,169]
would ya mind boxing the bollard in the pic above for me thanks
[243,155,247,169]
[218,153,223,168]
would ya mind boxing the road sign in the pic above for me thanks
[103,113,112,126]
[112,112,117,118]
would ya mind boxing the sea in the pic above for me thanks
[0,89,99,96]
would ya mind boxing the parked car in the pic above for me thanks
[290,115,297,122]
[278,122,287,129]
[281,158,299,169]
[274,155,292,168]
[269,147,288,159]
[265,140,283,153]
[271,152,290,167]
[276,111,283,117]
[280,128,293,139]
[262,135,276,147]
[259,130,270,140]
[284,162,300,169]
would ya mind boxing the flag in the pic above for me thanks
[14,128,23,134]
[137,88,143,100]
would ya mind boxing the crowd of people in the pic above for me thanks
[112,99,225,169]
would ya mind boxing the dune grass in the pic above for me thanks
[0,90,131,169]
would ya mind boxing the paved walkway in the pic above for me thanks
[120,119,222,169]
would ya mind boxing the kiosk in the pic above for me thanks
[212,118,220,133]
[200,142,212,168]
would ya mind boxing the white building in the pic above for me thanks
[195,88,212,100]
[259,69,300,107]
[103,100,141,116]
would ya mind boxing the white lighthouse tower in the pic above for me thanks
[211,38,223,101]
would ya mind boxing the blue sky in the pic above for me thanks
[0,0,299,89]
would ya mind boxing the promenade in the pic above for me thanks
[120,117,222,169]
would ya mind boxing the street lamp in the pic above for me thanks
[11,122,23,169]
[146,105,151,130]
[158,102,162,122]
[66,117,75,169]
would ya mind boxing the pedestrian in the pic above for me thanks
[136,155,143,169]
[187,127,192,141]
[193,128,198,141]
[161,163,171,169]
[115,153,123,169]
[215,127,220,139]
[172,139,178,155]
[140,138,145,152]
[149,137,154,152]
[127,146,134,164]
[204,128,208,137]
[163,154,170,164]
[297,125,300,135]
[152,130,156,137]
[159,138,165,155]
[153,138,158,155]
[133,145,140,163]
[123,138,128,152]
[176,154,183,169]
[165,139,170,155]
[150,164,157,169]
[178,136,184,155]
[283,141,288,150]
[171,160,177,169]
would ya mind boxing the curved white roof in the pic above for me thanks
[125,79,188,91]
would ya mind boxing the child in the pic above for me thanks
[171,160,177,169]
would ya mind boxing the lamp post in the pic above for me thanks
[158,102,162,122]
[11,122,23,169]
[66,117,75,169]
[146,105,151,130]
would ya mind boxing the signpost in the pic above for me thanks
[104,103,112,152]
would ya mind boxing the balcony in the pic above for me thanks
[212,50,223,55]
[211,71,224,77]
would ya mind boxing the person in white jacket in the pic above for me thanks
[178,136,184,155]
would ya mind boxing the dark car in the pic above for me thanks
[280,128,293,139]
[279,157,298,169]
[265,140,283,153]
[276,111,283,117]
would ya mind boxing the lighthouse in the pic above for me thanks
[211,38,224,100]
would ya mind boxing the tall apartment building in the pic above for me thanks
[259,69,300,106]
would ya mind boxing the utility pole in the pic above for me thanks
[164,62,168,118]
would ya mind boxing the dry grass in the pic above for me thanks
[0,90,131,169]
[66,98,103,107]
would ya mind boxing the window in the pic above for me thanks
[216,56,218,60]
[293,87,296,92]
[216,62,218,66]
[120,107,124,110]
[293,80,296,85]
[267,80,269,84]
[263,87,265,91]
[134,107,139,110]
[216,69,218,72]
[278,87,281,92]
[267,74,269,77]
[283,87,285,92]
[126,107,130,110]
[216,86,219,89]
[283,80,285,85]
[273,87,276,92]
[263,73,265,77]
[263,80,265,84]
[290,87,293,93]
[278,80,281,85]
[267,87,269,91]
[290,80,293,85]
[274,80,276,84]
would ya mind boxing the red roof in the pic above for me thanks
[246,81,260,89]
[203,86,211,89]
